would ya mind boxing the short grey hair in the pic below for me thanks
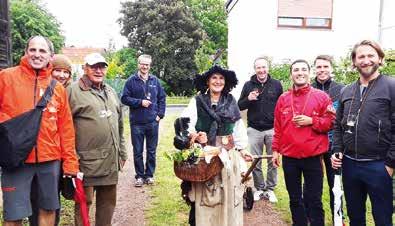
[253,56,271,69]
[138,54,152,64]
[25,35,54,55]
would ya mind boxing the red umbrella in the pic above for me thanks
[73,173,90,226]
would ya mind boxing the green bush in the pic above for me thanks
[269,49,395,89]
[105,78,126,98]
[270,63,292,90]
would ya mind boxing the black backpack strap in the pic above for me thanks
[36,79,57,109]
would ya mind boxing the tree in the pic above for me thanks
[10,0,64,65]
[119,0,204,95]
[105,47,138,79]
[184,0,228,72]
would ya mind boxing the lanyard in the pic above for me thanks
[347,78,377,117]
[290,89,312,116]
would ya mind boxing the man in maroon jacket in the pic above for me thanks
[272,59,335,226]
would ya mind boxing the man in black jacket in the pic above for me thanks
[238,56,283,202]
[310,55,344,222]
[331,40,395,226]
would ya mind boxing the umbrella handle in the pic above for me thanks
[334,153,342,175]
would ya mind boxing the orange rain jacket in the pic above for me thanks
[0,56,79,174]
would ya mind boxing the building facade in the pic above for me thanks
[226,0,395,97]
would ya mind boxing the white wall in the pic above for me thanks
[228,0,394,98]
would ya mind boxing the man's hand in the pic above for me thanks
[292,115,313,126]
[120,160,126,169]
[195,131,207,144]
[240,149,253,162]
[142,99,152,108]
[247,90,259,101]
[156,116,161,122]
[331,152,343,169]
[385,165,394,177]
[272,151,280,167]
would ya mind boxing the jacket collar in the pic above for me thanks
[19,56,52,80]
[251,74,271,84]
[356,74,382,86]
[133,73,153,81]
[313,77,331,90]
[78,74,105,91]
[291,84,311,96]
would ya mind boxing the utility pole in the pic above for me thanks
[378,0,384,45]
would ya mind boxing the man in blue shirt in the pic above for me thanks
[121,54,166,187]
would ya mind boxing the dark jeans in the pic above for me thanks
[342,157,393,226]
[131,121,159,179]
[283,155,324,226]
[304,147,343,223]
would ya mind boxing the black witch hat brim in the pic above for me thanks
[194,65,238,94]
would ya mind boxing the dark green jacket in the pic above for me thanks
[68,76,127,186]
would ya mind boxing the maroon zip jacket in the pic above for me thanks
[272,85,335,159]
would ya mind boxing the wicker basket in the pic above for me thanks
[174,156,223,182]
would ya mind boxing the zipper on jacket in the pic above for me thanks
[377,120,382,144]
[34,70,39,163]
[354,109,361,158]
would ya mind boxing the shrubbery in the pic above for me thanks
[269,50,395,90]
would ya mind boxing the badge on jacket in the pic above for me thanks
[326,105,336,114]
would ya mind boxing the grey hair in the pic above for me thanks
[138,54,152,64]
[25,35,54,55]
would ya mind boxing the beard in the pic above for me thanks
[356,63,380,78]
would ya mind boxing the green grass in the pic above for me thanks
[58,198,75,225]
[146,114,190,226]
[166,96,191,105]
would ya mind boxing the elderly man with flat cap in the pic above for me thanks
[67,53,128,226]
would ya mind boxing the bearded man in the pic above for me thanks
[331,40,395,226]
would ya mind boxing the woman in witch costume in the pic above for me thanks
[180,65,253,226]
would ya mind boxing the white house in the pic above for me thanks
[226,0,395,97]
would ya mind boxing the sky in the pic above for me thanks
[42,0,128,49]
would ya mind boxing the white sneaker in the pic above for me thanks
[265,190,278,203]
[253,190,264,201]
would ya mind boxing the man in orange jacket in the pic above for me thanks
[0,36,79,226]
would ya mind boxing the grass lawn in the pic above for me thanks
[146,114,190,225]
[166,96,191,105]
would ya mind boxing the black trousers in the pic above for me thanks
[283,155,324,226]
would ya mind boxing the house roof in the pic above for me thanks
[60,47,106,64]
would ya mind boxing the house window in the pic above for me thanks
[278,0,333,29]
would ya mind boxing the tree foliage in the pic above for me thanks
[268,50,395,91]
[184,0,228,72]
[105,47,138,79]
[10,0,65,65]
[119,0,204,95]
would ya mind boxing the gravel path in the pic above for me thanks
[244,199,290,226]
[111,138,149,226]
